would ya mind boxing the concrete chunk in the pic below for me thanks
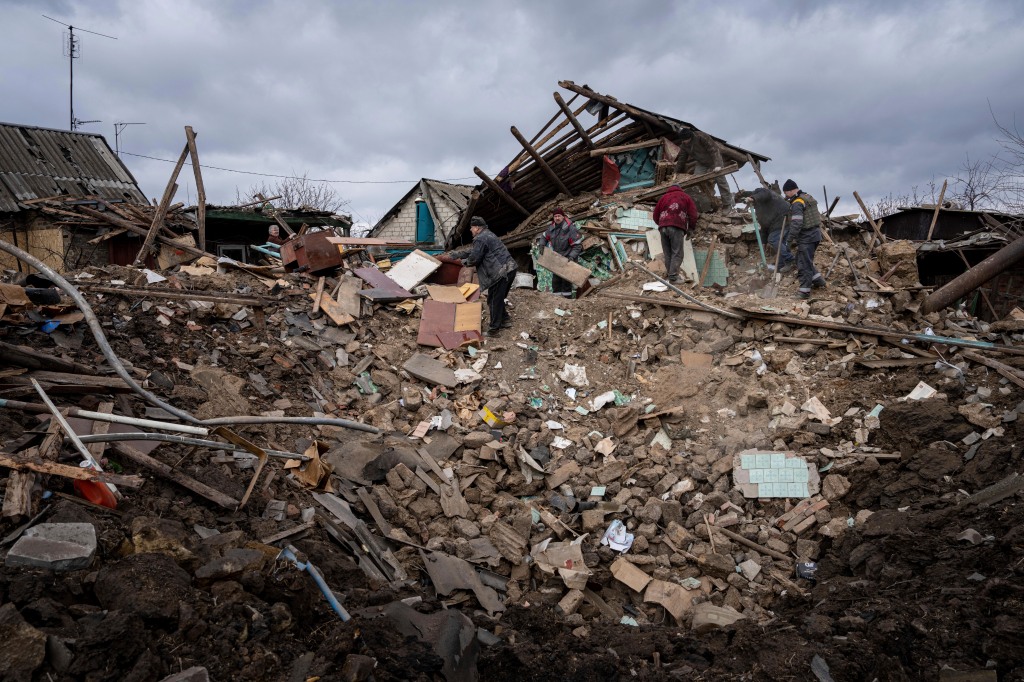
[159,666,210,682]
[6,523,96,571]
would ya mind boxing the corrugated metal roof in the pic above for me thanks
[0,122,148,213]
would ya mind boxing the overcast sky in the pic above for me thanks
[2,0,1023,230]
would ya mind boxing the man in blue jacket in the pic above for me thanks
[450,216,517,336]
[536,207,583,296]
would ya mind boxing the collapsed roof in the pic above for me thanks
[0,122,147,212]
[446,81,770,247]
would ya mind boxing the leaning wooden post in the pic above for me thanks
[554,92,593,149]
[473,167,530,216]
[510,126,571,196]
[925,179,948,241]
[133,141,190,266]
[852,191,887,255]
[185,126,207,251]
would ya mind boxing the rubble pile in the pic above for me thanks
[1,196,1023,682]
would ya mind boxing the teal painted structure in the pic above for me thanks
[415,201,435,243]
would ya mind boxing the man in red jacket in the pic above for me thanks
[653,185,698,283]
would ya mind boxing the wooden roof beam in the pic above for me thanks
[510,126,570,196]
[473,168,529,215]
[554,92,593,149]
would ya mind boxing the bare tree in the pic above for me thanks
[869,182,937,218]
[235,173,349,214]
[950,153,1000,211]
[989,105,1024,213]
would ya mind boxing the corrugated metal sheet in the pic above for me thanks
[0,122,148,213]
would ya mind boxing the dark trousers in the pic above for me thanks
[552,274,573,295]
[767,225,795,267]
[487,270,515,331]
[796,237,822,293]
[660,227,685,281]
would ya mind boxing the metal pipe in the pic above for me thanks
[200,415,379,433]
[628,262,745,320]
[69,433,307,461]
[0,239,202,424]
[0,399,207,435]
[922,235,1024,314]
[31,379,119,499]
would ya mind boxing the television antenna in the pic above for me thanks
[114,122,145,156]
[42,14,117,131]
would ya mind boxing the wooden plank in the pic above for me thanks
[111,442,238,508]
[853,191,887,254]
[588,138,663,157]
[387,249,441,290]
[0,451,145,488]
[1,471,35,518]
[425,285,467,303]
[0,340,99,375]
[354,267,413,298]
[336,275,363,318]
[452,302,482,333]
[473,168,529,216]
[511,125,570,195]
[260,521,316,545]
[86,401,115,462]
[553,92,593,149]
[313,291,355,326]
[417,299,456,347]
[185,126,207,250]
[536,248,592,287]
[134,141,190,265]
[926,179,948,241]
[356,486,393,536]
[311,276,326,315]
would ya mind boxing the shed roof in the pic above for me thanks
[369,178,475,238]
[0,122,147,213]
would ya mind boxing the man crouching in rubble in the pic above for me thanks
[535,207,583,297]
[736,187,795,274]
[449,216,517,336]
[783,179,827,298]
[653,184,698,283]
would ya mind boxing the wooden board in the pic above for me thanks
[336,275,363,318]
[311,291,355,326]
[354,266,413,301]
[386,249,442,291]
[453,302,482,332]
[417,300,455,347]
[536,248,592,287]
[403,353,457,388]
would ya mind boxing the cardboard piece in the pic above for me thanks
[403,353,457,388]
[387,249,442,291]
[426,285,467,303]
[611,557,652,592]
[536,248,592,288]
[644,578,704,622]
[0,284,31,306]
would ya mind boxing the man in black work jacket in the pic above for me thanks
[449,216,517,336]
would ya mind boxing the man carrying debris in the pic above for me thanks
[449,216,517,336]
[783,179,826,298]
[736,187,795,273]
[653,184,698,283]
[674,128,735,209]
[535,207,583,297]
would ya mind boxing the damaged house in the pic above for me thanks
[369,178,474,250]
[0,122,148,272]
[446,81,770,250]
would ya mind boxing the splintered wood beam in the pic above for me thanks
[185,126,207,250]
[853,191,887,254]
[510,126,570,195]
[926,179,948,241]
[74,205,217,261]
[554,92,593,149]
[473,167,530,215]
[588,138,662,158]
[133,141,190,266]
[452,189,480,240]
[508,94,583,174]
[558,80,668,131]
[747,154,771,190]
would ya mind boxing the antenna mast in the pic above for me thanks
[42,15,117,131]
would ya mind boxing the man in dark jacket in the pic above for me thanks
[783,179,826,298]
[450,216,517,336]
[535,207,583,296]
[653,185,698,283]
[674,128,734,209]
[736,187,795,273]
